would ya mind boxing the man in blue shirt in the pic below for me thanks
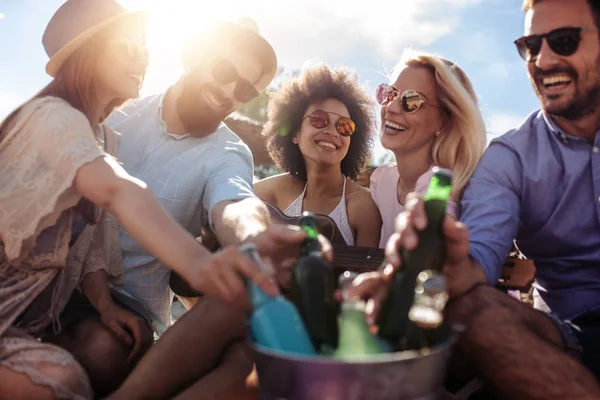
[54,18,331,399]
[350,0,600,397]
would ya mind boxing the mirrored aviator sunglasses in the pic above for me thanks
[514,27,595,61]
[304,109,356,137]
[211,58,259,103]
[376,84,431,113]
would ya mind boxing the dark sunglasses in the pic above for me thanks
[376,84,439,113]
[211,58,259,103]
[514,27,597,61]
[302,109,356,137]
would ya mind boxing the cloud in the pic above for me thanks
[249,0,482,69]
[485,111,526,142]
[141,0,481,94]
[0,12,4,20]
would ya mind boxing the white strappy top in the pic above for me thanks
[283,179,355,246]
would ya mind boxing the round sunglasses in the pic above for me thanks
[514,27,597,61]
[302,109,356,137]
[376,84,439,113]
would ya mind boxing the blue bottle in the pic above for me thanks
[241,243,316,356]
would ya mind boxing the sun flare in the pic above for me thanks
[126,0,262,94]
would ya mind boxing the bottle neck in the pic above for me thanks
[248,280,272,309]
[300,238,321,256]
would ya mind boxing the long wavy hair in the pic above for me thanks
[390,49,487,197]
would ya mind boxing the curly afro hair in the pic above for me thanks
[263,64,376,181]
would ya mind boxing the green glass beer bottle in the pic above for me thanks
[376,167,452,345]
[334,271,384,360]
[291,213,339,353]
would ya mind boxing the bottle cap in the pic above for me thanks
[338,270,358,290]
[432,166,452,186]
[239,242,273,275]
[425,167,452,201]
[299,212,322,254]
[337,270,359,302]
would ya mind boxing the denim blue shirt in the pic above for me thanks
[461,110,600,320]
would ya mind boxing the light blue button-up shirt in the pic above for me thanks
[461,110,600,320]
[107,92,255,331]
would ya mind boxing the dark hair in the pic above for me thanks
[263,64,376,181]
[522,0,600,30]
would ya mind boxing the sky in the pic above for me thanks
[0,0,540,162]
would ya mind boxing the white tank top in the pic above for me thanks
[283,178,355,246]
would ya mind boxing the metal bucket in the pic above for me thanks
[251,335,453,400]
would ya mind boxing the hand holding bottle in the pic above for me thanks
[184,245,280,310]
[386,195,484,299]
[245,223,333,290]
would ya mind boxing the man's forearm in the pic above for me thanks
[81,269,114,313]
[211,198,271,246]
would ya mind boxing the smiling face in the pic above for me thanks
[176,46,263,136]
[525,0,600,119]
[380,65,445,156]
[95,22,148,101]
[293,98,352,167]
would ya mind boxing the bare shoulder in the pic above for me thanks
[254,173,300,206]
[345,180,380,220]
[345,180,375,206]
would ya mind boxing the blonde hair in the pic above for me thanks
[391,49,487,198]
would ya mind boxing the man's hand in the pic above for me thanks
[388,193,484,297]
[99,303,153,363]
[343,191,486,322]
[246,224,333,289]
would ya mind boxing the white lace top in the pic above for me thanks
[283,178,355,246]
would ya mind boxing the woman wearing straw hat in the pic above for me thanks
[0,1,292,398]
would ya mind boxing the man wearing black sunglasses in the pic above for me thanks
[448,0,600,396]
[353,0,600,398]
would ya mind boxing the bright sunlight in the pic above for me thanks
[125,0,278,94]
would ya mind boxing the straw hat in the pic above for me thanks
[43,0,149,77]
[182,17,278,93]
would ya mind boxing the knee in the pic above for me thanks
[70,320,132,394]
[187,297,246,338]
[221,340,253,376]
[456,305,515,354]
